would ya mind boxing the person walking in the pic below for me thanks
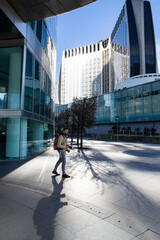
[52,127,71,178]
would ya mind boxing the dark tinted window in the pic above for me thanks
[144,1,156,73]
[35,59,39,80]
[36,20,42,42]
[126,0,140,76]
[26,50,33,77]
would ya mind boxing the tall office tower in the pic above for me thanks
[60,0,157,102]
[108,0,157,91]
[59,42,102,104]
[0,0,96,161]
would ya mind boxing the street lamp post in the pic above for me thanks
[116,115,119,141]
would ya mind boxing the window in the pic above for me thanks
[42,22,47,49]
[97,43,100,51]
[35,59,40,80]
[24,50,33,111]
[34,60,40,114]
[144,1,156,73]
[29,21,36,31]
[36,20,42,42]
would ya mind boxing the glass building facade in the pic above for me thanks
[109,0,157,91]
[0,8,57,161]
[55,80,160,126]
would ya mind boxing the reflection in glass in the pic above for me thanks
[34,60,40,114]
[24,49,33,111]
[0,46,22,109]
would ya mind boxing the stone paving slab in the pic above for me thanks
[137,230,160,240]
[75,220,134,240]
[105,208,158,236]
[0,141,160,240]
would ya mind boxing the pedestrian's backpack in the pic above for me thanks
[53,135,59,150]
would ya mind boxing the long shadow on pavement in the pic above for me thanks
[0,151,50,179]
[33,176,67,240]
[0,161,27,178]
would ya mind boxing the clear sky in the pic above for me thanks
[56,0,160,82]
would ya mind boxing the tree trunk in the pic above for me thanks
[80,130,83,149]
[71,126,74,142]
[77,129,79,146]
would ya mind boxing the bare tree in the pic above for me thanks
[71,97,97,149]
[55,97,97,149]
[55,108,71,134]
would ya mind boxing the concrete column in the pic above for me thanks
[6,118,20,158]
[7,51,22,109]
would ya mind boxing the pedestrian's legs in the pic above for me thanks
[53,150,63,172]
[61,151,66,175]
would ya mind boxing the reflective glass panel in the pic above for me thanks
[0,46,22,109]
[24,49,33,111]
[0,117,20,160]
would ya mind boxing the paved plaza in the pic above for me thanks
[0,140,160,240]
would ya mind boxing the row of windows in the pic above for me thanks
[64,43,100,58]
[115,89,160,102]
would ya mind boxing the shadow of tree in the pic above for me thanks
[119,160,160,172]
[123,149,160,158]
[68,148,159,214]
[33,176,67,240]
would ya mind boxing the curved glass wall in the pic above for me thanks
[113,80,160,123]
[55,80,160,124]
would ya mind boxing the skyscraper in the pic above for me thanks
[59,42,102,104]
[109,0,157,90]
[59,0,157,104]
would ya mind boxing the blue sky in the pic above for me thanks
[56,0,160,81]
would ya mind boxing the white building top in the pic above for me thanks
[115,74,160,90]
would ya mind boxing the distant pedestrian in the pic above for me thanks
[52,127,71,178]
